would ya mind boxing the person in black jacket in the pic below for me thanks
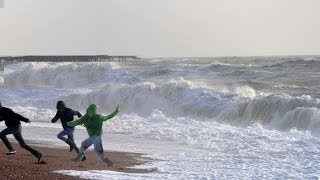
[51,101,85,160]
[0,101,42,163]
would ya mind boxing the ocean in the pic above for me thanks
[1,56,320,179]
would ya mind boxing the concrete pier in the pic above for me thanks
[0,55,139,62]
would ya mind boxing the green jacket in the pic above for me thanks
[67,104,119,137]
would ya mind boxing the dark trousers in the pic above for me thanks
[0,125,40,157]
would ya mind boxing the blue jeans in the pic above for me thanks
[79,135,105,160]
[57,127,79,153]
[57,127,75,142]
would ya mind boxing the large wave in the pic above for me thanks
[4,62,140,88]
[2,61,320,133]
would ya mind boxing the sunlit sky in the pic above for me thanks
[0,0,319,57]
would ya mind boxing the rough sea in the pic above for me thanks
[1,56,320,179]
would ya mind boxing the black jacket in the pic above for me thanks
[51,108,82,129]
[0,107,29,127]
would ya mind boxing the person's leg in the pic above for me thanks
[66,128,80,153]
[57,129,68,142]
[93,136,113,166]
[0,126,18,152]
[79,137,94,153]
[13,126,42,163]
[58,128,77,152]
[65,128,86,160]
[72,143,80,153]
[73,137,93,162]
[93,136,105,159]
[66,128,75,142]
[13,126,41,157]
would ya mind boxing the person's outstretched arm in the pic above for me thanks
[67,116,85,127]
[102,105,120,122]
[8,109,30,123]
[51,111,60,123]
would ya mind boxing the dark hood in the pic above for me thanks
[56,101,67,110]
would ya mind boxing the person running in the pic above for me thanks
[51,101,85,160]
[0,100,43,163]
[67,104,119,166]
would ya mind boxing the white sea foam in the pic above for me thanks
[1,57,320,179]
[4,62,139,88]
[8,120,319,179]
[0,71,3,85]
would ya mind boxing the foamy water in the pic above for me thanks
[1,56,320,179]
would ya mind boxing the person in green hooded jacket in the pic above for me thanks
[67,104,119,166]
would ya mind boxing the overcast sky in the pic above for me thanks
[0,0,319,57]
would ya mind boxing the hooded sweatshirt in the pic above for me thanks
[51,101,82,129]
[67,104,119,137]
[0,107,29,127]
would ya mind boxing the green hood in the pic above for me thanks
[86,104,97,117]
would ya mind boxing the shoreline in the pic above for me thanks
[0,141,153,180]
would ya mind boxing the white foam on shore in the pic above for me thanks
[56,170,163,180]
[2,122,320,180]
[2,58,320,179]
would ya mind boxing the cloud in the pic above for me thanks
[0,0,320,57]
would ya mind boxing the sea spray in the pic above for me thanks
[1,56,320,179]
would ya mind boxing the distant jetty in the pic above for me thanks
[0,55,139,62]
